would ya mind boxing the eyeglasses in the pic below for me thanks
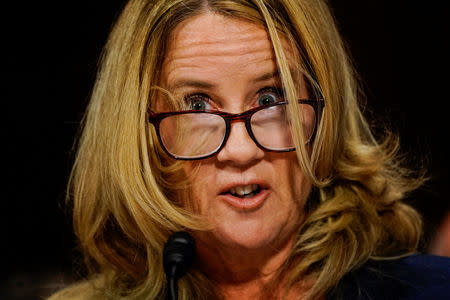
[148,99,324,160]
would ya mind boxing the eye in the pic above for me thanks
[257,87,284,106]
[184,94,212,110]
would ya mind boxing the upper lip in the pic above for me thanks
[218,180,270,195]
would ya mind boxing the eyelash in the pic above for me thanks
[184,93,209,102]
[183,86,285,109]
[183,93,213,110]
[258,87,284,99]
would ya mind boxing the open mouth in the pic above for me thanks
[226,184,262,198]
[219,183,269,210]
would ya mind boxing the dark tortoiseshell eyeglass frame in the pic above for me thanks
[148,99,325,160]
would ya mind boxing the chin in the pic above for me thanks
[211,221,283,250]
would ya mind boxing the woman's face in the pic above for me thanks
[160,14,311,252]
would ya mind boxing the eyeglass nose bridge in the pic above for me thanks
[219,110,266,153]
[223,109,255,123]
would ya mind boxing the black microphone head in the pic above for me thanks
[163,231,196,280]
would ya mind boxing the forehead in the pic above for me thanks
[166,13,270,55]
[161,13,296,87]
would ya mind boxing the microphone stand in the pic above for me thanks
[167,264,179,300]
[163,231,196,300]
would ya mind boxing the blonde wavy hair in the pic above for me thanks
[53,0,425,299]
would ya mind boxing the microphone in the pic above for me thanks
[163,231,196,300]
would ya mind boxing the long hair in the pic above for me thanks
[59,0,425,299]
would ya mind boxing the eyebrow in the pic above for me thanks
[252,68,299,83]
[168,79,215,91]
[252,70,280,83]
[168,68,296,90]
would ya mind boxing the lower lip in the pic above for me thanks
[219,189,270,210]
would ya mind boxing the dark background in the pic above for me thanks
[2,1,449,299]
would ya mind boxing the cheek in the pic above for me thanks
[183,162,214,213]
[278,155,311,210]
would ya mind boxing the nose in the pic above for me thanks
[216,120,264,165]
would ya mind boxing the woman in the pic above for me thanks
[50,0,449,299]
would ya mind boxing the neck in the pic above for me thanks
[195,233,308,299]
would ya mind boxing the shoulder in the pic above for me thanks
[329,254,450,300]
[47,278,105,300]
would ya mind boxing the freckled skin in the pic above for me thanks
[161,13,311,292]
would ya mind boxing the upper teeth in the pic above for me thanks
[229,184,259,196]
